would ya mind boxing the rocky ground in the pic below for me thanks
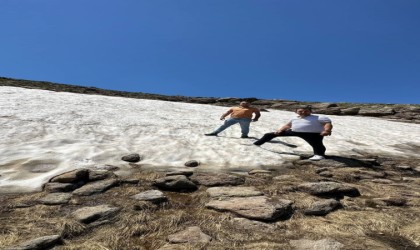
[1,77,420,249]
[1,152,419,250]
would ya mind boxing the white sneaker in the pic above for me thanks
[309,155,325,161]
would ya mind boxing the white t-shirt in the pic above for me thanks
[291,115,331,133]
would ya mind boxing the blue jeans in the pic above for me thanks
[213,118,252,136]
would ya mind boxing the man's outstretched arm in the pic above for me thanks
[275,121,292,134]
[220,109,233,120]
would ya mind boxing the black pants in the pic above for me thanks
[254,130,326,156]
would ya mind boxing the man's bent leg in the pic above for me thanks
[253,132,279,145]
[212,118,239,135]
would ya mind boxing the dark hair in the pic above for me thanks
[296,105,312,111]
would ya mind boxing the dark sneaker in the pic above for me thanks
[205,133,218,136]
[240,135,249,138]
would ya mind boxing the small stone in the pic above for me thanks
[50,169,89,183]
[184,160,200,167]
[44,182,77,193]
[121,153,141,163]
[166,169,194,176]
[153,175,198,192]
[298,182,361,197]
[73,179,119,196]
[39,193,72,205]
[402,177,418,182]
[290,238,344,250]
[273,175,296,181]
[206,196,293,221]
[206,186,263,198]
[376,197,407,206]
[131,190,168,204]
[248,169,272,175]
[167,226,212,243]
[88,170,116,181]
[395,165,412,171]
[304,199,341,216]
[318,171,333,178]
[72,205,120,224]
[231,218,276,232]
[5,235,62,250]
[368,179,394,184]
[190,172,245,187]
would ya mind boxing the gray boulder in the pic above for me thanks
[304,199,341,216]
[184,160,200,167]
[43,182,77,193]
[73,179,119,196]
[131,190,168,204]
[298,182,360,197]
[39,193,72,205]
[153,175,197,192]
[72,205,120,224]
[205,196,293,221]
[121,153,141,163]
[167,226,212,244]
[190,172,245,187]
[50,169,89,183]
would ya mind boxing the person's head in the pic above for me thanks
[240,101,250,108]
[295,105,312,117]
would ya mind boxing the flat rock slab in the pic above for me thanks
[231,217,276,232]
[298,182,360,197]
[153,175,197,192]
[290,238,344,250]
[206,186,263,198]
[273,175,296,181]
[39,193,72,205]
[73,179,119,196]
[165,169,194,177]
[5,235,62,250]
[304,199,341,216]
[43,182,77,193]
[167,226,212,243]
[248,169,272,175]
[72,205,120,224]
[88,170,116,181]
[50,169,89,183]
[190,172,245,187]
[131,190,168,204]
[205,196,293,221]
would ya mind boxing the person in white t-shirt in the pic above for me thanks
[253,105,333,160]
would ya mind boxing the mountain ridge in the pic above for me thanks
[1,76,419,124]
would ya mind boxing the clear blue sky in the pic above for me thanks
[1,0,419,104]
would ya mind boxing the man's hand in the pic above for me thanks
[320,130,332,136]
[220,117,225,120]
[274,129,283,135]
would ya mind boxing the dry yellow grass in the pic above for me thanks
[1,164,419,249]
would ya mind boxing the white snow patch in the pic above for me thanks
[1,86,419,193]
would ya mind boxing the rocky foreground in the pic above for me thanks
[1,152,419,250]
